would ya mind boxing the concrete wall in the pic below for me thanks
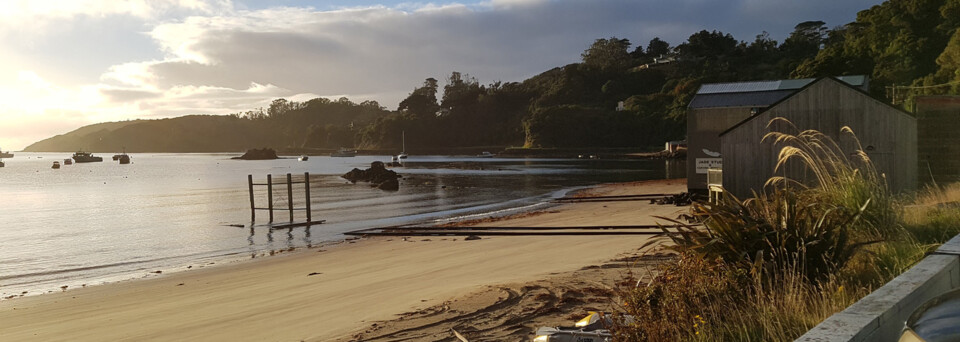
[796,234,960,341]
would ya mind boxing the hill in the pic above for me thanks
[25,97,390,153]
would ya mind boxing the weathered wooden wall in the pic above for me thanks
[686,107,753,192]
[720,78,917,198]
[916,96,960,185]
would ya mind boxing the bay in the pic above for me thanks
[0,152,684,297]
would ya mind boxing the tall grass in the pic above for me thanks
[611,118,949,341]
[762,118,899,237]
[660,187,863,282]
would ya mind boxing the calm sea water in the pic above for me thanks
[0,153,684,297]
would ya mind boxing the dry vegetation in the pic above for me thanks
[612,119,960,341]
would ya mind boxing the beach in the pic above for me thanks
[0,178,686,341]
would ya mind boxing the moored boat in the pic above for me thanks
[330,148,357,157]
[477,151,495,158]
[0,148,13,158]
[114,147,130,162]
[72,151,103,163]
[298,155,309,161]
[397,131,408,160]
[52,161,60,169]
[64,158,72,165]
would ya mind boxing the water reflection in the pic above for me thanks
[0,153,685,297]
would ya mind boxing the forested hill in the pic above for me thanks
[25,0,960,152]
[24,99,390,152]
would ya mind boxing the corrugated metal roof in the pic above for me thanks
[696,76,867,95]
[835,75,866,86]
[697,80,789,94]
[688,90,797,109]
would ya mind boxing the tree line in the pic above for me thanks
[219,0,960,150]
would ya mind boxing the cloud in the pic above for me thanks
[1,0,885,149]
[0,0,230,23]
[119,0,877,108]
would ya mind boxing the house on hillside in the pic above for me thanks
[915,96,960,185]
[686,75,870,193]
[718,77,916,199]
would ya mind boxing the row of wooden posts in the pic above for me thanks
[248,172,312,222]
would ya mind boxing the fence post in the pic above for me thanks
[248,174,255,221]
[305,172,311,222]
[287,173,294,221]
[267,174,274,222]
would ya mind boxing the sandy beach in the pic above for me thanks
[0,178,686,341]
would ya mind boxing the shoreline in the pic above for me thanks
[0,177,579,300]
[0,178,687,341]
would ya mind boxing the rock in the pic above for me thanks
[343,161,401,190]
[378,178,399,191]
[232,148,279,160]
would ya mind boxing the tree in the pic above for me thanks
[676,30,737,60]
[397,78,440,118]
[581,37,633,72]
[267,98,292,118]
[780,21,827,58]
[646,37,671,57]
[441,71,481,112]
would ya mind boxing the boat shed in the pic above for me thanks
[915,96,960,185]
[718,77,916,199]
[686,75,868,193]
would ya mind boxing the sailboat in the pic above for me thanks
[397,131,408,160]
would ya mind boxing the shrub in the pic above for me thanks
[660,187,864,282]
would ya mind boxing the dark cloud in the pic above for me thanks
[132,0,880,108]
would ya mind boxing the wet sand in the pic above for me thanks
[0,178,686,341]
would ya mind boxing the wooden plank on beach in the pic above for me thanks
[269,220,326,229]
[554,193,675,201]
[551,193,680,203]
[344,230,670,237]
[368,224,692,231]
[344,223,699,237]
[552,197,671,203]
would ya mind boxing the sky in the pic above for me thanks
[0,0,885,150]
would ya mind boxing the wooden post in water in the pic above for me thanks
[248,174,255,221]
[304,172,311,222]
[286,173,294,221]
[267,174,274,222]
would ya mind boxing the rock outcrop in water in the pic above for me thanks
[232,148,279,160]
[343,161,401,191]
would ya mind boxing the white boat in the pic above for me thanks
[397,131,408,159]
[477,151,494,158]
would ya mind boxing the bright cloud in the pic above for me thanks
[0,0,883,150]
